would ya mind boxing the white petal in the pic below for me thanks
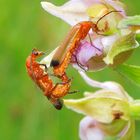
[101,34,119,54]
[78,71,133,100]
[40,47,58,68]
[79,116,105,140]
[136,30,140,34]
[104,0,126,16]
[41,1,89,25]
[82,0,101,6]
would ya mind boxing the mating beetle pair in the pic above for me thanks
[26,10,121,110]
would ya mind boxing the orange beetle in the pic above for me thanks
[26,49,75,110]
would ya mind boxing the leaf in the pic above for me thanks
[118,15,140,28]
[116,64,140,86]
[103,32,139,65]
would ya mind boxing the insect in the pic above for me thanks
[50,11,121,76]
[26,48,75,110]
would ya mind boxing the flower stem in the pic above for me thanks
[130,100,140,120]
[78,71,106,89]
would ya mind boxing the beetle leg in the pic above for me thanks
[68,90,79,94]
[54,78,71,86]
[72,54,88,72]
[39,64,48,72]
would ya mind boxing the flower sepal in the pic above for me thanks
[103,32,139,66]
[118,15,140,32]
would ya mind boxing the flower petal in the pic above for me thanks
[104,0,126,16]
[79,116,105,140]
[84,0,126,16]
[71,38,105,71]
[118,15,140,32]
[103,32,139,65]
[82,0,101,6]
[72,34,120,72]
[75,41,103,66]
[40,47,58,67]
[78,71,133,101]
[116,64,140,86]
[64,90,130,123]
[118,120,135,140]
[41,1,89,26]
[101,34,120,54]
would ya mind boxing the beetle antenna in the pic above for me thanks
[96,10,122,27]
[95,10,122,35]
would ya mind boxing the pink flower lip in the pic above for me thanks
[72,40,103,67]
[79,116,105,140]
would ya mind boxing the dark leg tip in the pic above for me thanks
[53,99,63,110]
[50,60,59,67]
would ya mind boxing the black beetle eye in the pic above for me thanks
[33,51,38,56]
[32,49,38,56]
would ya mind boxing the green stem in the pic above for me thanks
[130,100,140,120]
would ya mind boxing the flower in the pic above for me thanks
[39,1,140,139]
[41,0,139,72]
[41,0,126,26]
[64,71,140,140]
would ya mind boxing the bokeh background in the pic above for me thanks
[0,0,140,140]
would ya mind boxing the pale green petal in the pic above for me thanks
[120,120,135,140]
[86,3,108,18]
[103,120,135,140]
[103,32,139,65]
[118,15,140,28]
[99,119,127,136]
[64,90,130,123]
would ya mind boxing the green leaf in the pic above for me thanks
[116,64,140,86]
[118,15,140,28]
[103,33,139,65]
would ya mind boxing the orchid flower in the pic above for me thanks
[39,1,140,139]
[41,0,140,85]
[64,71,140,140]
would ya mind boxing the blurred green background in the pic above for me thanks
[0,0,140,140]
